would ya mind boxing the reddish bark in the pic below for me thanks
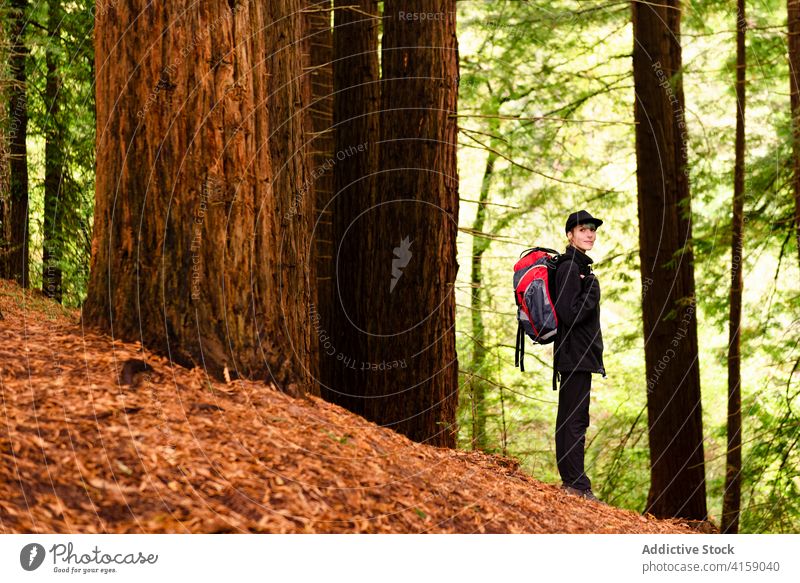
[84,1,318,394]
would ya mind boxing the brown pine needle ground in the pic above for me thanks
[0,279,701,534]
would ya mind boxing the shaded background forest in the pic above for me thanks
[0,0,797,533]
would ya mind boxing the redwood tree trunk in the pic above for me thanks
[0,18,9,280]
[722,0,746,534]
[631,0,708,519]
[305,0,337,400]
[322,0,381,411]
[6,0,30,286]
[359,1,460,447]
[43,0,64,302]
[84,1,317,394]
[790,0,800,268]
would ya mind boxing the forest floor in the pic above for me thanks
[0,279,707,534]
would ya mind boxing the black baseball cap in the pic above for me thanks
[565,209,604,233]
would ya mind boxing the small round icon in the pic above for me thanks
[20,543,46,571]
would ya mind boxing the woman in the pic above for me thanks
[552,209,606,502]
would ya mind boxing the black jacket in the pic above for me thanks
[552,245,605,376]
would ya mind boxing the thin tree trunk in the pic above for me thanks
[43,0,64,302]
[631,0,708,520]
[6,0,29,286]
[84,1,318,394]
[722,0,746,534]
[358,0,459,447]
[790,0,800,268]
[322,0,380,411]
[499,382,507,457]
[470,149,497,451]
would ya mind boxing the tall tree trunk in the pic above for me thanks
[358,0,459,447]
[722,0,746,534]
[304,0,337,400]
[790,0,800,268]
[470,149,497,451]
[6,0,30,286]
[43,0,64,302]
[322,0,380,412]
[83,0,318,394]
[631,0,708,519]
[0,15,10,284]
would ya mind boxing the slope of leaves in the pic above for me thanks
[0,279,699,534]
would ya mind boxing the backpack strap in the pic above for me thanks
[552,319,561,391]
[515,321,525,372]
[550,253,566,391]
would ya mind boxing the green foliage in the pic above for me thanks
[739,392,800,533]
[22,0,95,307]
[456,0,799,532]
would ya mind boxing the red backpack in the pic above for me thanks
[513,247,562,378]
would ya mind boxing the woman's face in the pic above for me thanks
[568,224,597,252]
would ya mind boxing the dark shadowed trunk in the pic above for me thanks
[43,0,65,302]
[304,0,337,400]
[83,1,318,394]
[358,0,460,447]
[722,0,746,534]
[631,0,708,520]
[324,1,458,447]
[0,16,9,283]
[6,0,30,286]
[321,0,381,411]
[790,0,800,268]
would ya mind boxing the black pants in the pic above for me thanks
[555,370,591,490]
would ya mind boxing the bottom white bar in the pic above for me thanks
[1,534,798,582]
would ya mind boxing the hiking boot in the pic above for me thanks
[581,489,600,503]
[561,484,602,503]
[560,484,585,497]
